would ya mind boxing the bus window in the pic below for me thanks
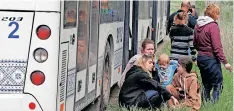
[77,1,89,71]
[139,1,151,20]
[100,1,125,23]
[89,1,99,66]
[64,1,77,28]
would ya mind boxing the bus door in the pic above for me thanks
[57,1,78,111]
[74,1,99,110]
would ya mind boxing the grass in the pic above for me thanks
[107,1,233,111]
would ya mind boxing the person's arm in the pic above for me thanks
[188,15,197,29]
[118,55,138,87]
[137,74,172,100]
[210,24,228,64]
[193,28,197,49]
[189,34,197,61]
[183,79,201,110]
[210,24,232,71]
[167,15,173,34]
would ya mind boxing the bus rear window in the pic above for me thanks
[64,1,77,28]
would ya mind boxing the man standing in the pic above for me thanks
[188,5,198,29]
[167,1,197,34]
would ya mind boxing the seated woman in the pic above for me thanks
[119,54,178,109]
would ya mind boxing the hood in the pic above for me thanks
[197,16,214,26]
[180,72,197,78]
[125,65,144,79]
[196,16,214,32]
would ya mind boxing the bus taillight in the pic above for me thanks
[36,25,51,40]
[29,102,36,110]
[30,71,45,85]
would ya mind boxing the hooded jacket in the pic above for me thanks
[119,65,171,108]
[193,16,227,64]
[172,72,201,111]
[118,54,160,88]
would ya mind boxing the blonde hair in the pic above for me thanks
[137,54,154,78]
[205,4,220,21]
[158,54,170,65]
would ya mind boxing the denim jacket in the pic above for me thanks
[155,60,178,87]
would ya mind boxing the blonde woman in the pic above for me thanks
[119,54,178,109]
[194,4,232,103]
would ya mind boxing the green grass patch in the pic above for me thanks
[106,1,233,111]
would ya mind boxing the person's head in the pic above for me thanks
[204,4,220,21]
[174,11,188,25]
[158,54,170,69]
[181,0,191,12]
[79,10,86,21]
[101,0,108,9]
[141,39,155,55]
[189,5,196,13]
[177,56,193,74]
[78,37,87,54]
[137,54,155,73]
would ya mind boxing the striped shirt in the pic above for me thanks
[169,25,196,60]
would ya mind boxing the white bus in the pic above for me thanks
[0,0,169,111]
[156,1,170,44]
[129,1,170,57]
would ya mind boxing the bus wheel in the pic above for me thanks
[100,42,111,111]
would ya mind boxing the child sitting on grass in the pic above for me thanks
[166,56,201,111]
[155,54,178,88]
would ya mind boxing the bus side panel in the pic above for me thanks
[35,0,60,12]
[24,12,60,111]
[57,43,69,111]
[137,19,152,53]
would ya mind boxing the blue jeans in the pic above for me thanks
[197,55,223,103]
[203,83,223,103]
[145,90,158,99]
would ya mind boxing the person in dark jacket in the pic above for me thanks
[167,1,197,34]
[119,54,178,109]
[187,5,198,29]
[193,4,232,103]
[169,11,196,61]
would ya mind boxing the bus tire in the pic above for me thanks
[100,42,111,111]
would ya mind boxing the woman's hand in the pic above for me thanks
[225,63,232,72]
[171,96,179,105]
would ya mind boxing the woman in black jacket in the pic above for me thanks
[119,54,178,109]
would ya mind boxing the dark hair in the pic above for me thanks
[141,38,155,50]
[178,56,193,73]
[191,5,195,9]
[181,1,190,8]
[175,11,187,20]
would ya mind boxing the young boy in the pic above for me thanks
[166,56,201,111]
[155,54,178,88]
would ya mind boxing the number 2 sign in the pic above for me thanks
[8,22,19,38]
[2,17,23,39]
